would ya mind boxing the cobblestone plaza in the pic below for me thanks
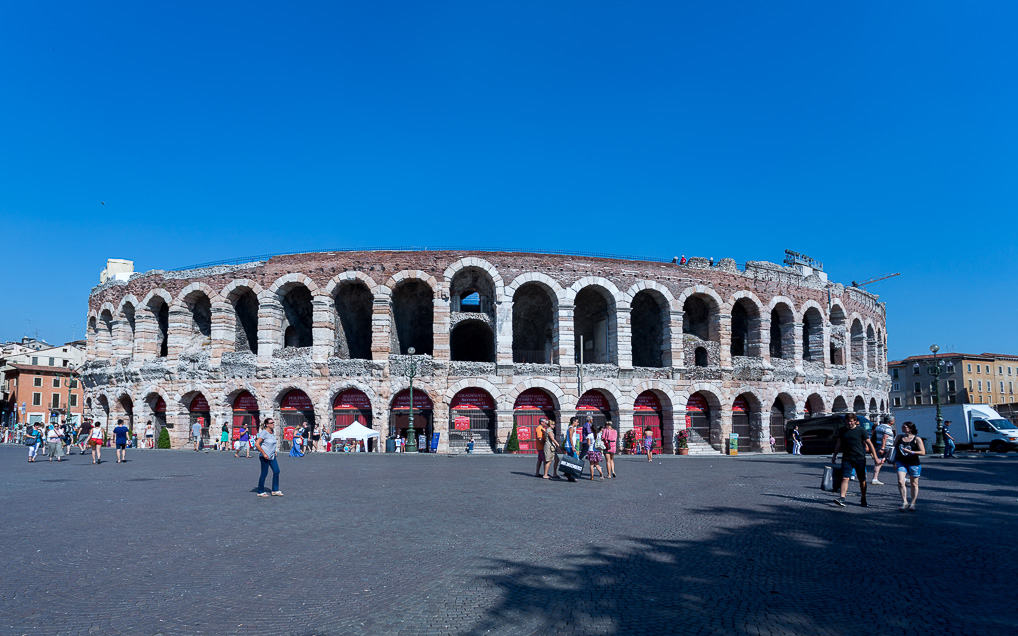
[2,448,1015,635]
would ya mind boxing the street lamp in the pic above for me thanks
[930,344,945,454]
[404,346,419,453]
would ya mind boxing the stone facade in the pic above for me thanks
[81,250,891,453]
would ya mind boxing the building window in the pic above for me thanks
[999,366,1004,374]
[913,364,920,376]
[52,378,60,388]
[978,380,983,391]
[32,392,41,406]
[69,394,78,407]
[31,356,38,365]
[1010,381,1014,394]
[893,397,902,407]
[948,380,956,392]
[33,377,42,387]
[48,357,54,366]
[892,382,900,391]
[914,382,921,393]
[968,363,972,372]
[892,368,899,379]
[70,379,78,388]
[1001,381,1005,392]
[1009,367,1013,375]
[51,394,60,408]
[946,363,954,374]
[63,360,69,367]
[948,394,957,404]
[969,379,974,391]
[914,395,922,405]
[976,364,981,373]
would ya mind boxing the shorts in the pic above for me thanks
[896,463,921,478]
[116,443,127,450]
[840,457,866,482]
[145,434,153,438]
[89,439,102,448]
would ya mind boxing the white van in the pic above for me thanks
[892,404,1018,452]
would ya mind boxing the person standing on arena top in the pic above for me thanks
[831,413,880,508]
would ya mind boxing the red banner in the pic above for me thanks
[732,396,748,413]
[283,426,296,441]
[686,394,707,413]
[280,390,313,411]
[513,388,555,411]
[189,394,210,412]
[453,416,471,431]
[517,426,531,441]
[451,389,495,411]
[391,388,433,410]
[577,391,610,412]
[333,389,371,411]
[154,397,166,413]
[633,391,661,412]
[233,391,259,412]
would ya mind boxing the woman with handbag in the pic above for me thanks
[26,424,43,462]
[585,425,606,480]
[541,420,561,479]
[601,421,618,478]
[893,421,925,511]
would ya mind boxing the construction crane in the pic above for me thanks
[850,273,901,288]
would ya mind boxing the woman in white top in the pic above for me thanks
[145,422,155,449]
[585,427,606,480]
[90,425,105,464]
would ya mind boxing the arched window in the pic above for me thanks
[802,307,823,362]
[630,290,669,368]
[694,347,708,367]
[573,286,617,364]
[730,298,762,357]
[769,303,794,360]
[512,283,557,364]
[333,281,372,359]
[392,280,433,355]
[850,320,865,369]
[450,319,495,362]
[829,306,845,366]
[229,288,259,354]
[280,285,313,348]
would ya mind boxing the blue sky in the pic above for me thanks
[1,2,1015,359]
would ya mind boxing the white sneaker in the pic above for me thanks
[871,479,884,485]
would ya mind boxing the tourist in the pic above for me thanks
[77,420,93,454]
[255,418,282,497]
[113,419,130,463]
[45,422,64,462]
[418,432,426,453]
[541,419,560,479]
[145,421,155,449]
[643,427,655,462]
[831,413,880,508]
[235,423,250,458]
[769,435,775,452]
[26,424,42,463]
[191,419,202,451]
[943,420,956,458]
[602,421,618,477]
[894,421,925,511]
[581,415,594,460]
[89,423,105,464]
[870,416,895,485]
[585,425,606,480]
[791,424,802,455]
[565,417,581,459]
[219,423,230,451]
[534,418,547,476]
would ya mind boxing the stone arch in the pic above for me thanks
[443,257,506,304]
[853,395,867,414]
[866,323,877,370]
[267,273,321,297]
[832,395,849,413]
[508,379,568,411]
[173,285,215,342]
[222,281,261,355]
[445,378,505,405]
[680,383,725,450]
[629,286,672,368]
[769,391,797,452]
[450,318,495,362]
[731,388,765,452]
[679,285,722,366]
[828,302,847,366]
[97,307,114,357]
[382,270,438,295]
[850,318,865,369]
[272,280,315,349]
[563,276,623,307]
[323,271,379,297]
[116,296,138,358]
[511,278,560,364]
[768,299,796,361]
[389,275,435,355]
[330,277,374,360]
[172,282,222,308]
[802,305,824,363]
[729,292,764,358]
[572,283,618,364]
[806,393,825,417]
[220,382,263,411]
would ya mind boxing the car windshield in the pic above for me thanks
[989,418,1016,430]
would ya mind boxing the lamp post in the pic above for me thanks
[930,344,945,455]
[404,346,419,453]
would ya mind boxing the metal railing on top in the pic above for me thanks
[167,246,677,272]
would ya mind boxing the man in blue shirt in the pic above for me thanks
[113,419,130,464]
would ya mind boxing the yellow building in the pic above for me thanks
[888,352,1018,408]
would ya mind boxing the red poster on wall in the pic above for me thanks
[513,389,555,411]
[283,426,296,441]
[451,389,495,410]
[189,394,210,412]
[517,426,531,441]
[576,391,610,411]
[154,397,167,413]
[233,391,259,412]
[391,389,433,410]
[732,396,748,413]
[634,391,661,412]
[280,391,313,411]
[333,389,372,410]
[686,394,707,412]
[454,416,471,431]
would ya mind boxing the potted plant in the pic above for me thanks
[505,420,520,454]
[622,429,636,455]
[157,427,171,449]
[675,429,689,455]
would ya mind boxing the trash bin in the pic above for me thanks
[727,433,739,456]
[385,437,396,454]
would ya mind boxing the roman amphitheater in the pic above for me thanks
[81,250,890,454]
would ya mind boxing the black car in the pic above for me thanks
[784,414,874,454]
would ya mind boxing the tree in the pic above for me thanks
[157,427,171,449]
[506,420,520,453]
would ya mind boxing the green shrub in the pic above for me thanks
[506,420,520,453]
[157,427,171,449]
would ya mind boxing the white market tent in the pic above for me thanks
[330,421,380,451]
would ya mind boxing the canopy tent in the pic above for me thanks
[330,421,380,451]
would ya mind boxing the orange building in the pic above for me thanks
[2,364,84,426]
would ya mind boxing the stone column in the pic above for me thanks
[432,297,450,362]
[718,313,732,369]
[210,301,233,366]
[792,321,804,373]
[495,299,513,368]
[257,297,282,363]
[558,304,575,372]
[669,310,683,371]
[165,305,190,363]
[760,316,772,366]
[311,293,334,364]
[371,297,392,361]
[616,307,632,369]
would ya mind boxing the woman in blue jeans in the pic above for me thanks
[254,418,283,497]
